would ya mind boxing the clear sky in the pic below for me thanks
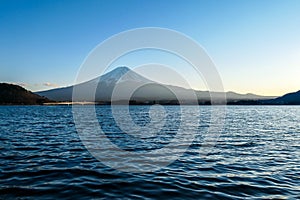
[1,0,300,96]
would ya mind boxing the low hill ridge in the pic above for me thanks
[0,83,51,105]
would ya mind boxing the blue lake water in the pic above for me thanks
[0,105,299,199]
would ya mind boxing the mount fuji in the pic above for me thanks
[37,66,154,102]
[36,66,275,104]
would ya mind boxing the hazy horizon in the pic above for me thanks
[27,66,279,98]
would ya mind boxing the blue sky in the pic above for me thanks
[1,0,300,95]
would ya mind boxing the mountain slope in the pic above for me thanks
[0,83,51,105]
[36,66,275,103]
[36,66,154,101]
[266,90,300,105]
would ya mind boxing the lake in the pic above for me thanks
[0,105,299,199]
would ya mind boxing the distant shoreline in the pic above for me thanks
[43,100,300,106]
[1,83,299,106]
[2,102,300,106]
[1,104,300,106]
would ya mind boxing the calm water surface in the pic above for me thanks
[0,106,299,199]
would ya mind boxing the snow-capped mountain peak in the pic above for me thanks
[99,66,152,84]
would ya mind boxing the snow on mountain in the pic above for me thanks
[36,67,154,101]
[98,66,152,84]
[36,66,276,103]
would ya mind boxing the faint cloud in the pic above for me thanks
[43,82,59,87]
[10,82,28,87]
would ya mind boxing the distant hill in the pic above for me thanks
[0,83,51,105]
[227,90,300,105]
[265,90,300,105]
[36,66,275,104]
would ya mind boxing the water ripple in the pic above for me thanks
[0,105,299,199]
